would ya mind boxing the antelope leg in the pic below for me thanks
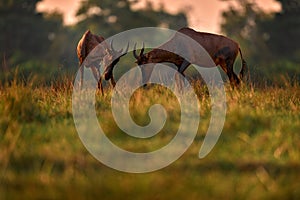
[91,66,104,95]
[80,65,84,89]
[110,76,116,88]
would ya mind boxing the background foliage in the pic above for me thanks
[0,0,187,83]
[0,0,299,85]
[1,1,300,199]
[221,0,300,84]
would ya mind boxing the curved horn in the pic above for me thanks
[110,39,116,53]
[120,42,130,57]
[140,42,145,56]
[133,43,139,59]
[124,42,129,53]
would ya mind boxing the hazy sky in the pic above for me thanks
[37,0,280,33]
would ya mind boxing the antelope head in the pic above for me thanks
[133,43,147,65]
[133,43,154,86]
[102,40,129,81]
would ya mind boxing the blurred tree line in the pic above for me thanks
[221,0,300,84]
[0,0,299,85]
[0,0,187,83]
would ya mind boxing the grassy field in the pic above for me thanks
[0,77,300,199]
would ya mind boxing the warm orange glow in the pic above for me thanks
[37,0,281,33]
[37,0,81,25]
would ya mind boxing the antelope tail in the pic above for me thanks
[238,48,247,80]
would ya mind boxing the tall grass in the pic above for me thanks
[0,76,299,199]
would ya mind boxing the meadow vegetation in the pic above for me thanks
[0,75,299,199]
[1,0,300,198]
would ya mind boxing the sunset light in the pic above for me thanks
[2,0,299,199]
[37,0,281,33]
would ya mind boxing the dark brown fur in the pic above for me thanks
[134,27,247,87]
[76,30,128,93]
[77,30,107,93]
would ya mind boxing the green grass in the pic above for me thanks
[0,78,300,199]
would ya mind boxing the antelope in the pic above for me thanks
[76,30,128,94]
[133,27,247,87]
[102,41,129,87]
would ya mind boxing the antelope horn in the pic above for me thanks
[110,39,116,53]
[120,42,130,57]
[140,42,145,56]
[133,43,139,59]
[124,42,129,53]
